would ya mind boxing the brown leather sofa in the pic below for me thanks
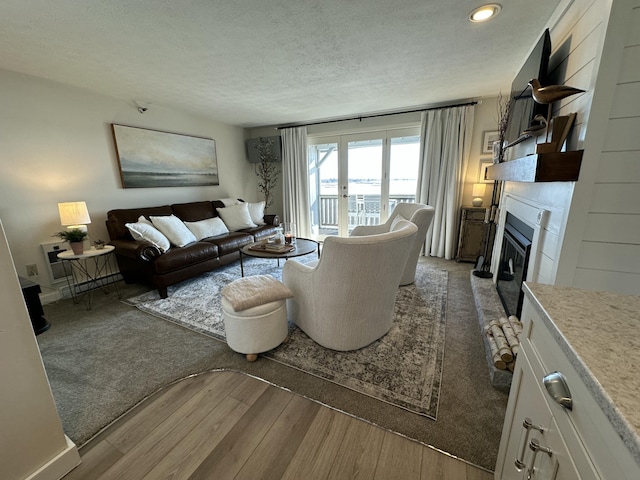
[106,200,279,298]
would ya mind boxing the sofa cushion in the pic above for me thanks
[171,201,216,222]
[184,217,229,241]
[217,203,257,231]
[151,242,219,274]
[204,232,254,255]
[150,215,197,247]
[125,220,171,253]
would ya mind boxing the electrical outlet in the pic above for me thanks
[26,264,38,276]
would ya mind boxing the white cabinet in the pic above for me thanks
[495,339,594,479]
[495,284,640,480]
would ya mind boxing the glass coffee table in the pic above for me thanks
[239,238,320,277]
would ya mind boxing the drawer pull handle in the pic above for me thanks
[543,371,573,410]
[527,438,553,480]
[515,417,545,470]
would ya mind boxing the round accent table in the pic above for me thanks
[57,245,120,309]
[239,238,319,277]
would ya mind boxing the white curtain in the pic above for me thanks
[416,105,474,259]
[281,126,310,237]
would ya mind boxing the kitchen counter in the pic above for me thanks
[522,282,640,463]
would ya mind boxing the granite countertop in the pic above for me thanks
[522,282,640,462]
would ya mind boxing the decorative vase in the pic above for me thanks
[70,241,84,255]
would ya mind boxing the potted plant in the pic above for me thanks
[254,137,279,211]
[53,228,88,255]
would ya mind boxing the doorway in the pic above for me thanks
[308,128,420,239]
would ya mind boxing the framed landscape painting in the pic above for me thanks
[111,124,219,188]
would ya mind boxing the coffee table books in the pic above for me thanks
[248,243,295,254]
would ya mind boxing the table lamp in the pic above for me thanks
[58,201,91,232]
[472,184,486,207]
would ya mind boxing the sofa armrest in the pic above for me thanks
[109,239,162,262]
[264,214,280,226]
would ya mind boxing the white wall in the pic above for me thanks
[0,220,80,480]
[559,0,640,293]
[0,69,255,295]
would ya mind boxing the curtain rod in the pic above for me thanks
[275,99,479,130]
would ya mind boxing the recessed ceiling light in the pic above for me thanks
[469,4,502,23]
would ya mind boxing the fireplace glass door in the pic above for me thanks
[496,213,533,317]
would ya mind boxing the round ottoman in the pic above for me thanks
[220,275,293,362]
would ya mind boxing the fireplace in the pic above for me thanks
[496,212,534,318]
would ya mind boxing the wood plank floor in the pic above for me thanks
[64,370,493,480]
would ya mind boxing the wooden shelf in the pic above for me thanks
[485,150,583,183]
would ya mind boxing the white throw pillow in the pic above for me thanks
[246,201,266,226]
[219,197,240,207]
[137,215,153,226]
[184,217,229,241]
[125,221,171,253]
[150,215,197,247]
[217,203,258,231]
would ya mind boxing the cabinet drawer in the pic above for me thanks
[521,300,638,479]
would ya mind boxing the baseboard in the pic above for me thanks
[39,273,123,305]
[39,290,63,305]
[25,435,81,480]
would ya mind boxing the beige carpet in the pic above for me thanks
[126,258,448,419]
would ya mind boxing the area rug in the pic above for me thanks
[126,257,448,419]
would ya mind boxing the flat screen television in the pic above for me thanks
[504,29,552,147]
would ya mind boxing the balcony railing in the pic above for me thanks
[317,194,415,230]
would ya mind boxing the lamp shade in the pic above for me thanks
[58,201,91,227]
[472,183,486,197]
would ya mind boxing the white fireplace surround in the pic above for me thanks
[491,194,549,287]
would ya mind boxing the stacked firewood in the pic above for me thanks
[484,316,523,371]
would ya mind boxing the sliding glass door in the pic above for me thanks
[308,128,420,240]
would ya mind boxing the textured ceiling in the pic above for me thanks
[0,0,561,127]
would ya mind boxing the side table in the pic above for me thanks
[57,245,120,309]
[456,206,488,263]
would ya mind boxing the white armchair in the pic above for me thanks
[282,220,417,351]
[351,202,435,286]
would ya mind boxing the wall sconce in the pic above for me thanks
[472,184,486,206]
[58,201,91,232]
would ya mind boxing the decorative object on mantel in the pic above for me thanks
[494,92,511,163]
[521,114,547,137]
[527,78,585,150]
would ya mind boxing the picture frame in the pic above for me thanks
[478,159,493,183]
[111,124,219,188]
[482,130,500,154]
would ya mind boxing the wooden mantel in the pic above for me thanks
[485,150,583,183]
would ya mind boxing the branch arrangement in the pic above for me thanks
[254,138,279,210]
